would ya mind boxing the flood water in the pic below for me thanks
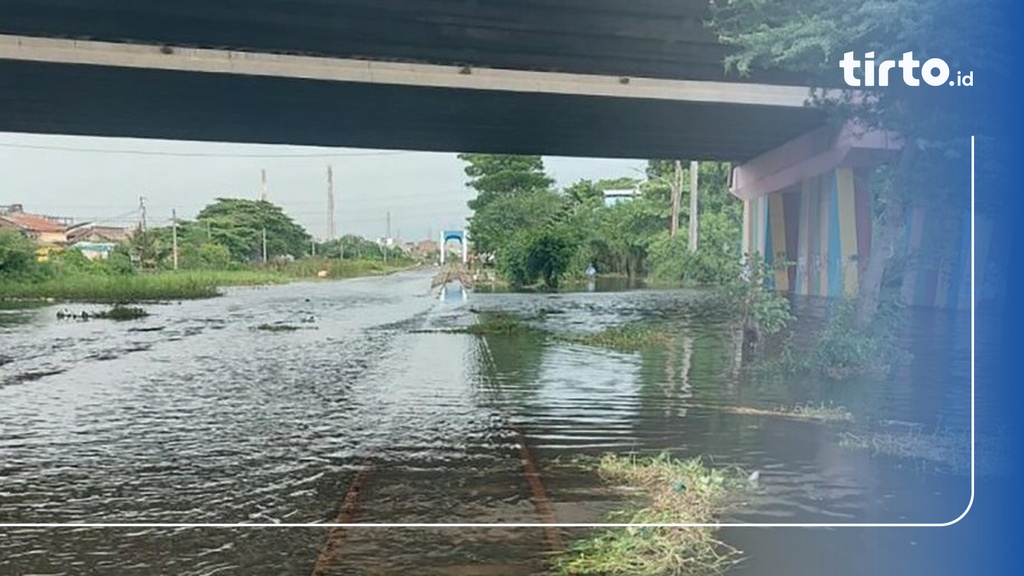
[0,270,981,575]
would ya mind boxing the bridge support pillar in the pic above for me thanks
[732,122,976,310]
[729,121,950,309]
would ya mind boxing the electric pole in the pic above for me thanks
[171,209,179,270]
[326,164,335,240]
[670,161,682,237]
[139,196,147,233]
[689,160,699,252]
[261,169,268,202]
[262,227,268,264]
[383,212,391,265]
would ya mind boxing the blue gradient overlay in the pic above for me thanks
[836,1,1023,573]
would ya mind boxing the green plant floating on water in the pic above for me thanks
[57,305,149,321]
[563,324,672,353]
[837,427,973,475]
[444,312,538,335]
[553,453,746,576]
[724,403,854,424]
[255,323,305,332]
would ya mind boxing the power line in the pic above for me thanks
[0,142,418,159]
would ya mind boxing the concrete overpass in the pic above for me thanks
[0,0,827,161]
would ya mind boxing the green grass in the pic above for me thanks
[270,258,419,279]
[562,324,672,353]
[553,453,746,576]
[0,260,416,304]
[1,273,223,303]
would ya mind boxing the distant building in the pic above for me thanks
[0,204,70,246]
[73,241,118,260]
[603,188,639,207]
[413,239,438,255]
[66,223,132,244]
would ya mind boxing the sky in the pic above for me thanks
[0,132,645,242]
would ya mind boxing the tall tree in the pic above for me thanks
[708,0,999,327]
[459,154,555,213]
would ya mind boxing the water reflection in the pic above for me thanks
[0,270,977,574]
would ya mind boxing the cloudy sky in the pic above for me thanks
[0,132,645,242]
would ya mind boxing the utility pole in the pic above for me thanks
[171,209,179,270]
[261,169,268,202]
[670,160,682,237]
[689,160,699,252]
[326,164,335,240]
[139,196,147,232]
[262,227,268,264]
[383,212,391,265]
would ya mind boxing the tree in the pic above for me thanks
[0,229,40,279]
[459,154,555,213]
[318,234,404,261]
[498,224,579,290]
[196,199,311,262]
[469,190,566,256]
[708,0,999,327]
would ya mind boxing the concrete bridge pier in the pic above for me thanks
[731,123,976,311]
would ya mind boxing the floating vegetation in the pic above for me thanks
[837,428,973,475]
[57,305,150,321]
[255,323,307,332]
[5,368,67,385]
[448,312,536,336]
[553,453,746,576]
[561,324,672,353]
[723,403,854,424]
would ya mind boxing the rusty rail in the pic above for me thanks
[309,464,372,576]
[513,429,565,553]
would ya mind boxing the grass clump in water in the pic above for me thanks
[563,324,671,353]
[725,402,854,424]
[56,305,150,321]
[553,453,746,576]
[838,428,971,474]
[98,305,149,321]
[453,312,535,335]
[256,323,306,332]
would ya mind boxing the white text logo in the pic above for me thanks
[840,52,973,87]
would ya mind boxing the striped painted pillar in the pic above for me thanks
[898,206,975,310]
[750,167,872,300]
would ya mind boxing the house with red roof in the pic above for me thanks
[0,204,70,246]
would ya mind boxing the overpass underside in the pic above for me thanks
[0,0,825,160]
[0,60,822,161]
